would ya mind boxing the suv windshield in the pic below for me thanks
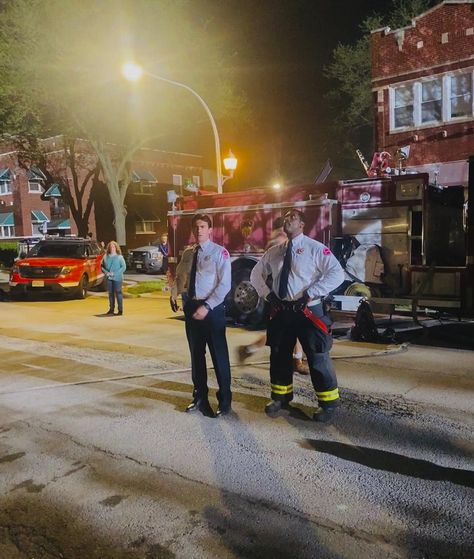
[28,242,86,259]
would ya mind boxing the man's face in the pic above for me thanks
[192,219,211,244]
[161,235,168,244]
[283,211,304,238]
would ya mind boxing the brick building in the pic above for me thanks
[371,0,474,185]
[0,137,204,248]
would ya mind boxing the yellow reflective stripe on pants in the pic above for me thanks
[315,388,339,401]
[271,384,293,395]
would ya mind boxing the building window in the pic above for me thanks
[450,73,472,119]
[192,175,201,188]
[390,71,474,131]
[0,225,14,237]
[421,78,442,123]
[393,84,414,128]
[135,183,153,195]
[135,220,156,234]
[172,174,182,187]
[0,180,11,195]
[28,180,42,193]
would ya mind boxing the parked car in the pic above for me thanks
[9,237,105,299]
[128,241,166,274]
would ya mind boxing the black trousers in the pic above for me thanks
[266,303,339,408]
[184,301,232,408]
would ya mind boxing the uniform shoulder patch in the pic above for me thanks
[323,247,331,256]
[221,248,230,259]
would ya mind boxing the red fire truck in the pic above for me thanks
[168,169,473,324]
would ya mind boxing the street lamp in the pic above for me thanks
[122,62,236,194]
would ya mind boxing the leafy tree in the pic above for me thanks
[0,0,248,244]
[325,0,437,177]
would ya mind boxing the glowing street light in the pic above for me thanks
[272,182,282,190]
[122,62,236,193]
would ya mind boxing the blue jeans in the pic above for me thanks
[107,279,123,313]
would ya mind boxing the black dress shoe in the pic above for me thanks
[185,401,215,418]
[265,400,291,417]
[216,406,232,417]
[106,309,114,315]
[313,406,338,423]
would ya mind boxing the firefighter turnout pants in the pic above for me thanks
[266,303,340,409]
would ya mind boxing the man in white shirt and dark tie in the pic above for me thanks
[170,213,232,418]
[250,209,345,423]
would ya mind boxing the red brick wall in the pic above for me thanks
[371,2,474,164]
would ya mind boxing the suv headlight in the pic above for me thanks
[60,266,74,275]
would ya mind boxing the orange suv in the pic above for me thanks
[10,238,105,299]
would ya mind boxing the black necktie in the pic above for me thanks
[278,239,292,299]
[187,246,200,298]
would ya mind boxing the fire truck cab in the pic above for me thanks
[168,171,472,323]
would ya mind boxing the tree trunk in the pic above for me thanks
[113,207,127,247]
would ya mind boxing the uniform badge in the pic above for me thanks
[222,249,230,259]
[296,248,304,254]
[323,247,331,255]
[204,255,211,261]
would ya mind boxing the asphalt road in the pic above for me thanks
[0,292,473,559]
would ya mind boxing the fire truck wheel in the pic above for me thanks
[226,262,265,326]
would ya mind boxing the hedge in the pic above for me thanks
[0,241,17,268]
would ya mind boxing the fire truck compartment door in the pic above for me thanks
[342,207,409,237]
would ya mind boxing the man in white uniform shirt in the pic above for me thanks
[250,209,345,422]
[170,213,232,418]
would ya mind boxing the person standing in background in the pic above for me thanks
[101,241,127,316]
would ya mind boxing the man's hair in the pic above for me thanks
[284,209,305,223]
[192,213,212,227]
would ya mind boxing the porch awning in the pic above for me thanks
[47,218,70,230]
[44,183,62,197]
[0,212,14,226]
[27,166,47,180]
[409,160,468,187]
[0,168,11,180]
[31,210,48,222]
[131,169,157,183]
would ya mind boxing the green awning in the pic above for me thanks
[44,183,62,197]
[47,218,70,230]
[0,212,14,226]
[0,169,11,180]
[136,210,160,222]
[31,210,48,222]
[27,166,46,180]
[131,169,157,183]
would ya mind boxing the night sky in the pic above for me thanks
[181,0,396,188]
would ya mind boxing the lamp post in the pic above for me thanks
[122,62,236,194]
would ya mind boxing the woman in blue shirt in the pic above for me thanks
[101,241,127,315]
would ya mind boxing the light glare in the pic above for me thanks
[122,62,143,82]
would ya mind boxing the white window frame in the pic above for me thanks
[28,180,42,193]
[389,69,474,132]
[135,220,157,234]
[172,174,183,187]
[134,183,153,195]
[0,225,14,237]
[192,175,201,188]
[0,180,11,195]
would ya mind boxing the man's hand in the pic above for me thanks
[266,291,282,312]
[170,296,179,313]
[294,291,310,312]
[192,304,209,321]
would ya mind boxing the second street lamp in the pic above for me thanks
[122,62,236,194]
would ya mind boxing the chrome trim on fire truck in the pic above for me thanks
[167,198,338,216]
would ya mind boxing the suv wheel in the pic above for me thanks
[76,275,88,299]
